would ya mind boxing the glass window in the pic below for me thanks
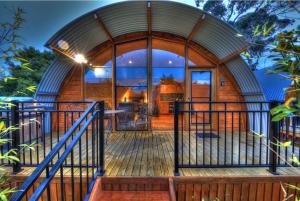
[191,71,212,124]
[116,40,148,130]
[116,49,147,86]
[151,49,185,130]
[84,59,112,108]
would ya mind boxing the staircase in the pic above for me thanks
[89,177,176,201]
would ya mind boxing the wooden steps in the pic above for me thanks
[89,177,176,201]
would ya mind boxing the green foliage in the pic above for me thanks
[270,100,298,122]
[0,188,17,201]
[0,7,38,200]
[267,29,300,122]
[0,47,54,96]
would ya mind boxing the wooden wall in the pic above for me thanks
[9,176,90,201]
[9,175,300,201]
[174,176,300,201]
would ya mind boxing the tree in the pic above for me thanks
[0,8,25,75]
[197,0,297,70]
[0,8,36,201]
[269,28,300,121]
[0,47,55,97]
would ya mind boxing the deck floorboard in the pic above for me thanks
[7,131,300,177]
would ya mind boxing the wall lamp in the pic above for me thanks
[220,76,225,87]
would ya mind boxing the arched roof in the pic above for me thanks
[36,0,265,102]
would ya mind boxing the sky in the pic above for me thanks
[0,0,197,51]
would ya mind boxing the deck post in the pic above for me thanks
[11,100,21,173]
[174,101,180,176]
[268,101,279,175]
[98,101,105,176]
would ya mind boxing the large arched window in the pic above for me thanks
[83,38,215,130]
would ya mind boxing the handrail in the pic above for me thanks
[29,112,96,201]
[10,101,98,200]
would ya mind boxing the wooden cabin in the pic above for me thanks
[6,1,300,201]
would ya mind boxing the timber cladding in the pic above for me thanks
[174,176,300,201]
[8,175,300,201]
[9,175,90,201]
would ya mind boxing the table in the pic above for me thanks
[104,110,125,143]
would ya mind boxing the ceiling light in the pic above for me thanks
[168,60,173,64]
[74,54,87,64]
[94,68,105,77]
[128,60,133,64]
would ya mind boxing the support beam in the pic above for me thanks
[50,45,75,61]
[112,44,116,131]
[94,13,114,43]
[147,35,152,130]
[218,47,247,64]
[147,2,152,35]
[187,14,205,42]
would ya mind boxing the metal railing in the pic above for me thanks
[0,101,92,170]
[10,101,105,201]
[174,101,299,175]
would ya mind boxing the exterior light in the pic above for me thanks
[128,60,133,64]
[57,40,69,50]
[220,76,225,87]
[168,60,173,64]
[74,54,87,64]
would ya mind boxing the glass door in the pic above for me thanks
[190,71,212,124]
[115,41,148,131]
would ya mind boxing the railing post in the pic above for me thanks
[268,101,279,175]
[11,100,21,173]
[174,101,179,176]
[98,101,105,176]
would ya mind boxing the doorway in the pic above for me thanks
[190,70,212,125]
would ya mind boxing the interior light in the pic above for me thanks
[94,68,105,77]
[168,60,173,64]
[74,54,87,64]
[128,60,133,64]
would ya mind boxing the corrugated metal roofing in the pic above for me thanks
[254,68,290,101]
[194,15,248,59]
[45,1,248,60]
[96,1,148,38]
[151,1,202,38]
[35,56,73,101]
[37,0,264,105]
[225,57,262,95]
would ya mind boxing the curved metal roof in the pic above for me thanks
[46,1,248,59]
[35,56,73,101]
[37,0,265,103]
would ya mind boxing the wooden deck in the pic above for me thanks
[9,131,300,177]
